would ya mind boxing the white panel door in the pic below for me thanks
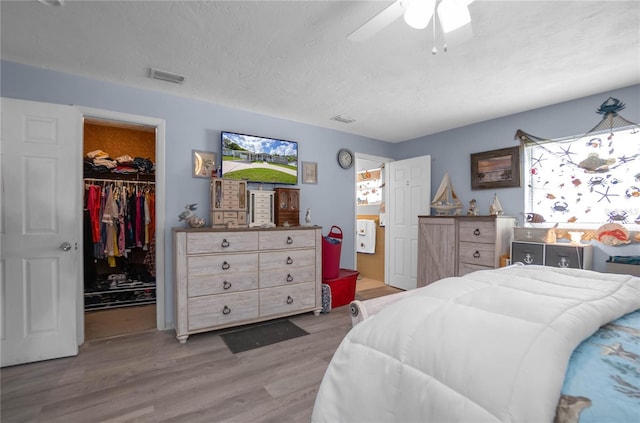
[387,155,431,290]
[1,97,81,367]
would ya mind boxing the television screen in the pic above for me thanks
[221,131,298,185]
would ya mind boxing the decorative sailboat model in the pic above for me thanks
[430,173,462,215]
[489,193,504,216]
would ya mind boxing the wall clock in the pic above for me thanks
[337,148,354,169]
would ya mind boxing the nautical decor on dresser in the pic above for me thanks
[431,172,462,215]
[489,193,504,216]
[467,198,479,216]
[595,223,630,246]
[305,208,312,226]
[178,203,205,227]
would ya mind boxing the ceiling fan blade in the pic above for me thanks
[347,0,407,42]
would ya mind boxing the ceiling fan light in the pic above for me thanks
[438,0,472,33]
[404,0,436,30]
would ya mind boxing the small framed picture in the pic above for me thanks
[470,146,521,190]
[302,161,318,184]
[192,150,216,178]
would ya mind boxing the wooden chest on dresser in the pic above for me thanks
[173,226,322,343]
[210,177,248,227]
[417,216,516,287]
[274,187,300,227]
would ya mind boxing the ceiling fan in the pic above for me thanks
[348,0,475,50]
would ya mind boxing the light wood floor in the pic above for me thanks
[355,276,385,291]
[2,279,390,422]
[85,305,157,341]
[1,306,357,422]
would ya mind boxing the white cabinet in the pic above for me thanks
[248,189,275,227]
[173,226,322,343]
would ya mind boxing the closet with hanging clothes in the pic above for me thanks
[83,178,156,310]
[83,119,157,339]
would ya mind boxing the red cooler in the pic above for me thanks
[323,268,359,308]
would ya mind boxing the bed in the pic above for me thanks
[311,264,640,423]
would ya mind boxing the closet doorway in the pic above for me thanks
[82,117,160,340]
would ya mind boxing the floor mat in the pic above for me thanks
[220,319,309,354]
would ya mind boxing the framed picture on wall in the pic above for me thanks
[470,146,521,189]
[302,161,318,184]
[192,150,216,178]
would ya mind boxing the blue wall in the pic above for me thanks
[397,84,640,270]
[1,60,395,327]
[2,60,638,327]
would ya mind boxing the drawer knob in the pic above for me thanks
[473,228,481,236]
[223,281,232,290]
[286,296,294,304]
[222,305,231,315]
[473,250,481,258]
[286,236,293,245]
[286,256,293,265]
[221,239,230,248]
[287,274,294,282]
[221,261,231,270]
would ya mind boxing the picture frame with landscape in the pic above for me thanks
[470,146,520,189]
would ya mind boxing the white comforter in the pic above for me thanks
[311,265,640,423]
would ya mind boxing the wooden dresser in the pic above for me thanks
[173,226,322,343]
[417,216,516,287]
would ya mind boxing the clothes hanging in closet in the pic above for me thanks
[84,181,155,266]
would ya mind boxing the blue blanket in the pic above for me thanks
[555,309,640,423]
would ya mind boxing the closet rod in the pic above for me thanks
[84,177,155,185]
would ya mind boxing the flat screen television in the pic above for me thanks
[221,131,298,185]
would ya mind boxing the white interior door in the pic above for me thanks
[1,97,81,367]
[387,155,431,290]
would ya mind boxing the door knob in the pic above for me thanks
[59,242,72,251]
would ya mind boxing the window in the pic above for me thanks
[357,168,383,206]
[520,105,639,231]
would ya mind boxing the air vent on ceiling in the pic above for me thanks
[149,68,185,84]
[330,115,356,124]
[37,0,64,6]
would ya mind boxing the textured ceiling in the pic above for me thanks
[1,0,639,143]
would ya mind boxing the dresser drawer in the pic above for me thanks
[254,210,272,218]
[259,229,315,249]
[545,245,585,269]
[188,271,258,297]
[260,266,316,288]
[187,253,258,277]
[259,282,315,316]
[459,242,495,267]
[188,291,259,330]
[459,221,496,244]
[259,249,316,270]
[253,196,272,206]
[458,262,492,276]
[511,242,544,265]
[186,231,258,254]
